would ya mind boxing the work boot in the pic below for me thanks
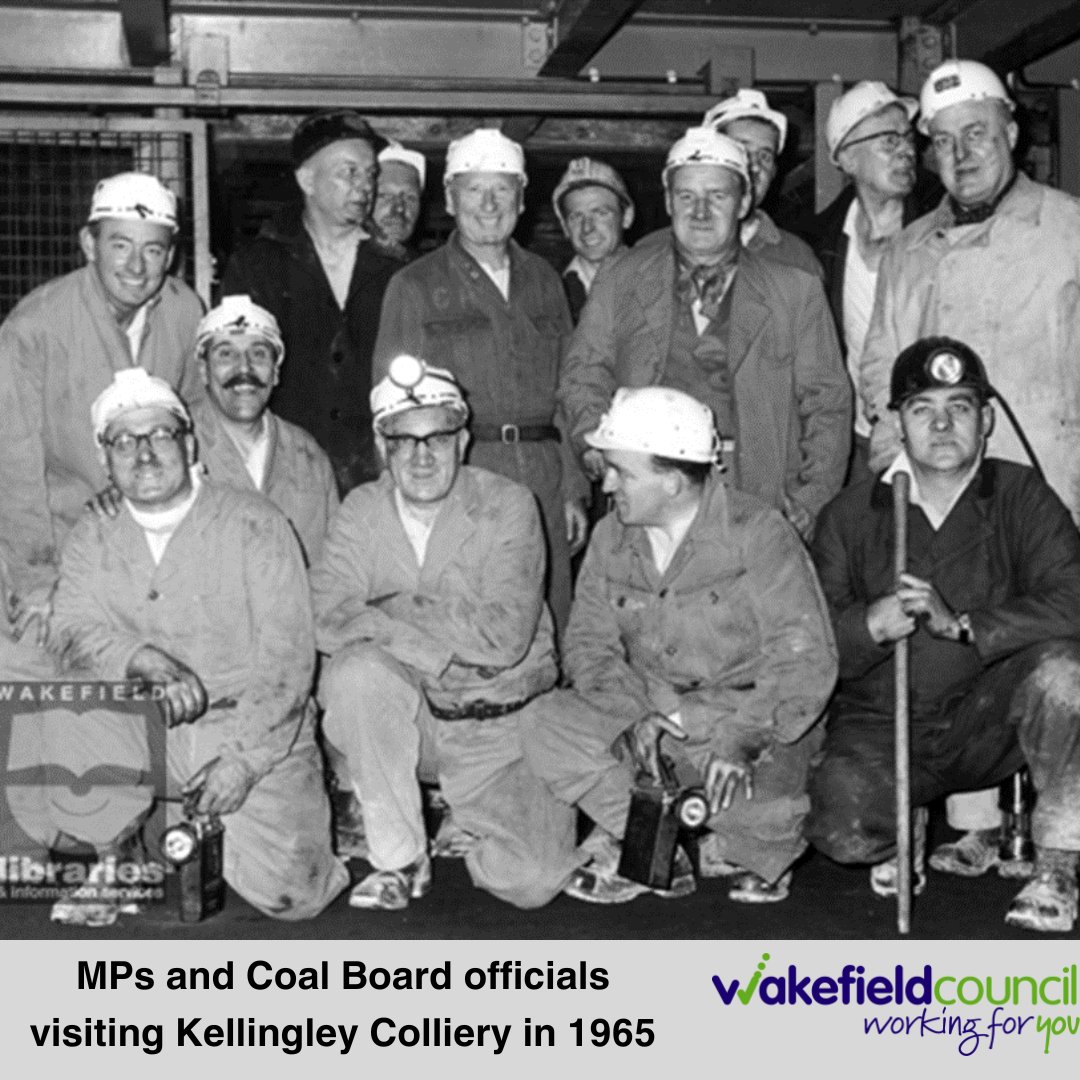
[348,853,432,911]
[929,828,1000,877]
[1004,849,1078,933]
[870,807,927,898]
[727,869,793,904]
[563,846,696,905]
[430,812,477,858]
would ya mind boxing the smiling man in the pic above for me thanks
[810,338,1080,932]
[560,126,849,540]
[49,367,347,923]
[0,172,202,669]
[374,128,587,638]
[313,356,580,911]
[552,157,634,322]
[189,296,338,568]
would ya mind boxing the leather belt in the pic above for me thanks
[471,422,560,444]
[428,696,533,721]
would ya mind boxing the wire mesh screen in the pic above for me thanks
[0,121,203,320]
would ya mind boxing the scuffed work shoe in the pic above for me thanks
[870,807,927,898]
[564,845,696,904]
[430,812,477,859]
[728,869,792,904]
[929,828,1000,878]
[698,832,744,878]
[1004,871,1078,933]
[349,854,432,911]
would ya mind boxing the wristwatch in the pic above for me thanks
[954,612,974,646]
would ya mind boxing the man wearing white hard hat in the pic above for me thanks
[373,140,426,252]
[856,60,1080,875]
[561,126,850,540]
[48,367,347,922]
[552,156,635,322]
[190,295,338,567]
[223,111,406,494]
[527,386,836,904]
[374,128,587,638]
[804,81,938,481]
[313,355,580,911]
[702,89,821,275]
[0,171,202,666]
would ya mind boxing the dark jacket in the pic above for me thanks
[221,213,407,494]
[804,176,941,335]
[812,459,1080,721]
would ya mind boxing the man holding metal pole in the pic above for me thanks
[808,337,1080,932]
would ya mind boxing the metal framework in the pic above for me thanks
[0,114,210,317]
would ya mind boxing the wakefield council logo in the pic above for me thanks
[710,951,1080,1057]
[0,681,168,909]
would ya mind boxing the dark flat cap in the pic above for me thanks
[291,111,387,167]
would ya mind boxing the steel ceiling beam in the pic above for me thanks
[118,0,171,67]
[539,0,645,78]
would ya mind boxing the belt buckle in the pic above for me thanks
[500,423,520,444]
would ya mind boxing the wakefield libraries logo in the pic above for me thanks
[0,681,167,906]
[710,951,1080,1057]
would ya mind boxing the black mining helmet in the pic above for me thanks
[888,336,994,410]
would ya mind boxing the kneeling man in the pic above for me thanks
[529,387,836,903]
[313,356,580,910]
[809,338,1080,932]
[50,368,348,920]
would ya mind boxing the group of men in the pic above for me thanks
[2,53,1080,934]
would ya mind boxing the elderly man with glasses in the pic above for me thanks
[803,82,938,481]
[313,356,581,912]
[49,368,347,922]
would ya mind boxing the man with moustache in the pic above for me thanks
[552,157,635,323]
[560,126,849,540]
[372,141,426,254]
[189,296,337,568]
[373,128,586,637]
[50,368,347,922]
[223,110,405,493]
[0,172,202,659]
[857,61,1080,872]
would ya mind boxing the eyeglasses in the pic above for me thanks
[838,129,916,155]
[383,427,464,456]
[103,426,187,457]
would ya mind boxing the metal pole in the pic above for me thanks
[892,470,912,935]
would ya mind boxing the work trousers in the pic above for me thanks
[320,643,582,909]
[526,689,823,884]
[808,640,1080,863]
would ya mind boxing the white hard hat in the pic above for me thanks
[92,368,190,444]
[379,141,427,188]
[196,295,284,362]
[663,127,751,192]
[443,128,527,185]
[371,355,469,431]
[552,157,634,231]
[87,172,179,231]
[918,59,1013,134]
[703,89,788,154]
[827,81,919,162]
[585,387,719,464]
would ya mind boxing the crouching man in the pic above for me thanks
[313,357,581,911]
[528,387,836,904]
[50,368,348,920]
[808,338,1080,932]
